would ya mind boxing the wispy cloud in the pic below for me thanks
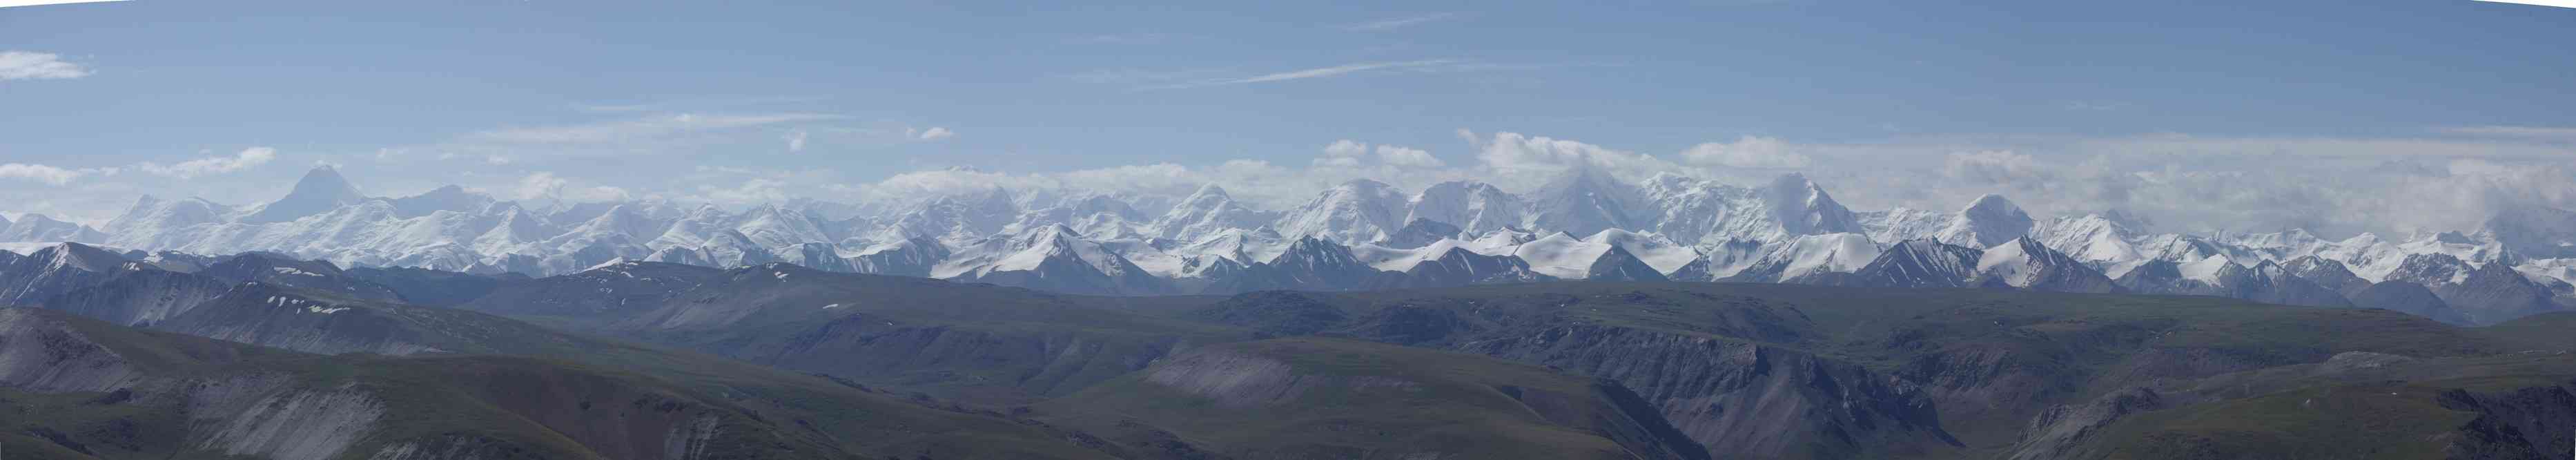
[1,147,278,185]
[910,126,955,141]
[1054,67,1232,85]
[0,50,91,80]
[135,147,277,178]
[573,103,655,113]
[1066,32,1171,45]
[1344,12,1460,31]
[467,113,846,144]
[0,163,97,185]
[1144,59,1466,89]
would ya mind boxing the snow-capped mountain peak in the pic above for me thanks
[240,165,369,224]
[1937,194,2035,249]
[1274,179,1409,244]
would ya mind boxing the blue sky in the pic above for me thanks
[3,1,2573,234]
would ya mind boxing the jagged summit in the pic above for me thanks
[1937,194,2035,249]
[8,164,2571,321]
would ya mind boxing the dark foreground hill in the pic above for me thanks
[14,245,2576,459]
[0,307,1137,459]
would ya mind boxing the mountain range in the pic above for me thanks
[8,164,2574,325]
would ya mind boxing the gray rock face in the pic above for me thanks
[154,284,451,355]
[1142,347,1404,408]
[2234,260,2355,307]
[1377,218,1464,249]
[2434,379,2576,459]
[1455,325,1962,459]
[37,269,233,327]
[2009,387,2163,460]
[461,260,718,320]
[1361,247,1554,289]
[849,237,948,277]
[1848,239,1984,289]
[2283,256,2369,294]
[1973,237,2122,294]
[0,308,147,392]
[1584,245,1672,282]
[1209,237,1388,293]
[344,265,519,307]
[2441,262,2566,325]
[2349,280,2473,325]
[197,251,404,302]
[186,375,386,460]
[0,242,139,305]
[739,314,1196,403]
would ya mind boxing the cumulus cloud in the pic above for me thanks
[1940,150,2042,184]
[513,171,630,202]
[1680,136,1811,169]
[1317,140,1370,167]
[135,147,277,179]
[1474,131,1682,184]
[1376,145,1443,168]
[786,130,809,152]
[1318,140,1444,169]
[0,50,89,81]
[0,162,95,185]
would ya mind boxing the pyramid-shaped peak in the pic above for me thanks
[1187,183,1231,199]
[1962,194,2024,216]
[293,165,362,197]
[240,165,370,223]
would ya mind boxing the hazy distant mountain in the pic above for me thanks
[6,164,2569,323]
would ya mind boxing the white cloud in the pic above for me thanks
[0,50,89,81]
[513,171,630,202]
[698,178,790,207]
[1474,131,1682,184]
[1345,12,1459,31]
[2441,126,2576,140]
[1317,140,1370,167]
[915,126,955,141]
[0,163,93,185]
[135,147,277,179]
[1376,145,1444,168]
[1679,136,1811,169]
[1317,140,1442,168]
[786,130,809,152]
[1940,150,2040,184]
